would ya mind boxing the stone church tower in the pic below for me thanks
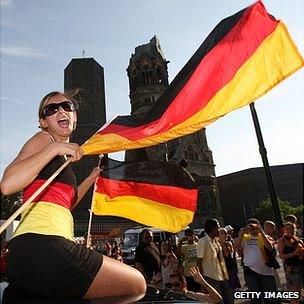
[125,36,223,227]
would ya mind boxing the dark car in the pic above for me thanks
[2,284,202,304]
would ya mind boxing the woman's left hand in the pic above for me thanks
[88,167,102,182]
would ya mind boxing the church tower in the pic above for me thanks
[125,37,223,226]
[64,57,106,231]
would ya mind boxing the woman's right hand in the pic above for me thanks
[53,142,83,162]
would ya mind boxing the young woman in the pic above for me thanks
[218,228,241,291]
[0,91,146,302]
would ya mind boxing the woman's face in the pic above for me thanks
[40,94,77,139]
[284,224,295,236]
[219,230,227,241]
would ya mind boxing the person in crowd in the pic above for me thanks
[168,273,187,293]
[104,240,112,256]
[224,225,234,243]
[111,243,123,262]
[186,266,222,304]
[135,229,161,283]
[218,228,241,292]
[278,222,303,304]
[0,91,146,302]
[197,219,233,304]
[159,240,170,260]
[177,228,201,292]
[235,218,277,304]
[160,249,178,288]
[263,220,281,289]
[285,214,303,237]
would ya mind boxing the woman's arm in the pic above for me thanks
[72,167,101,209]
[278,238,302,259]
[1,131,82,195]
[188,266,222,303]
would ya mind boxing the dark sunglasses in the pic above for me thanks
[42,101,75,117]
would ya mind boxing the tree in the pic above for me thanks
[254,197,303,226]
[0,192,22,219]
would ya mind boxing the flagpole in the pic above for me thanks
[86,154,103,248]
[249,102,283,230]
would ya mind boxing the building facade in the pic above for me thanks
[125,36,223,227]
[218,163,303,226]
[64,58,106,232]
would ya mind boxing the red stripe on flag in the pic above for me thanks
[95,177,197,212]
[98,2,277,141]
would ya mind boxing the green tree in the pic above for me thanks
[254,197,303,226]
[0,192,22,219]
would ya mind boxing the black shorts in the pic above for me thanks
[7,233,103,300]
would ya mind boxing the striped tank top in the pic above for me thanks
[13,154,77,241]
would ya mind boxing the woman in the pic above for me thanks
[0,91,146,302]
[278,222,303,304]
[218,228,241,291]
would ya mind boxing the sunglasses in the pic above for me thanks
[42,101,75,117]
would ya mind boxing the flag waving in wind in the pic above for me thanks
[92,158,198,233]
[81,1,304,155]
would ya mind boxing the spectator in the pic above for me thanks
[161,251,178,288]
[135,229,161,282]
[218,228,241,292]
[168,273,187,293]
[263,220,281,289]
[285,214,302,238]
[111,244,123,262]
[197,219,233,304]
[224,225,234,243]
[235,218,277,304]
[278,222,303,304]
[186,266,222,304]
[177,228,201,292]
[160,240,170,260]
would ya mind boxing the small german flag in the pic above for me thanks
[81,1,303,156]
[92,158,198,233]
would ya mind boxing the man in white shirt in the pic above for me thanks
[197,219,233,304]
[235,218,277,304]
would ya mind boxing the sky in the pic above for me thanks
[0,0,303,178]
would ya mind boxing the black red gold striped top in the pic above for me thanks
[13,156,77,241]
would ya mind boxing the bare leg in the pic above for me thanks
[84,256,146,301]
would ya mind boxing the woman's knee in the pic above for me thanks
[132,269,147,296]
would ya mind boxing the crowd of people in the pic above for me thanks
[128,215,303,304]
[68,214,304,303]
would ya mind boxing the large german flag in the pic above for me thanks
[82,1,304,155]
[92,158,198,233]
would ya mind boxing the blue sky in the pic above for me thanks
[0,0,303,178]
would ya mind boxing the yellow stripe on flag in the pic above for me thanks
[92,192,194,233]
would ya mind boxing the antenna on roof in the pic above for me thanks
[82,50,85,58]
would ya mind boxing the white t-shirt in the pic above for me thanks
[242,236,273,276]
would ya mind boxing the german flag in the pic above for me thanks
[92,158,198,233]
[81,1,304,155]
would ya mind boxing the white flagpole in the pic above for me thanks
[86,154,103,248]
[85,113,118,248]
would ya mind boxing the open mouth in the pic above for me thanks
[58,117,70,128]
